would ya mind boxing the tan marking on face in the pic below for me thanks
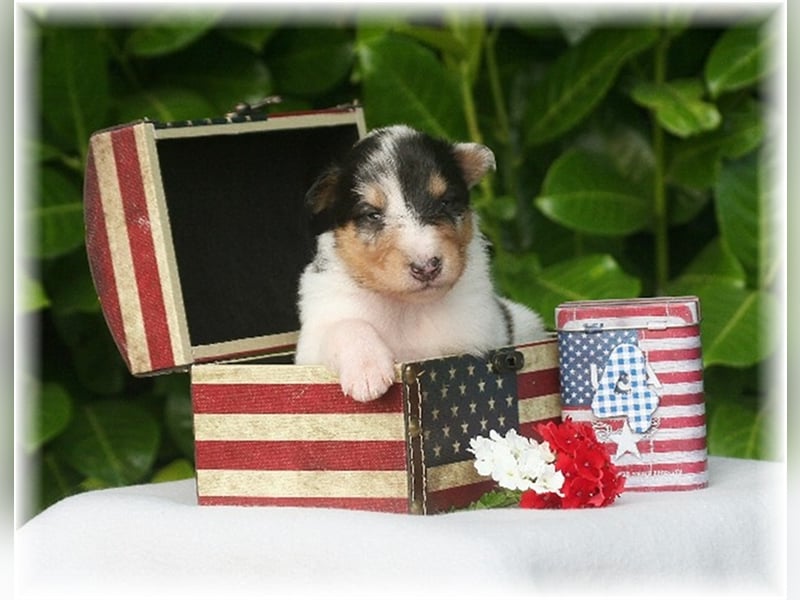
[434,212,474,286]
[334,211,475,302]
[360,183,387,211]
[334,224,409,296]
[428,172,448,199]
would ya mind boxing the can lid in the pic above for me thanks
[555,296,701,332]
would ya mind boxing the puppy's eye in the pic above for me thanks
[439,191,463,213]
[354,203,384,226]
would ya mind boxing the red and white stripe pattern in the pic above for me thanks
[557,297,707,492]
[192,341,562,513]
[84,109,368,376]
[192,363,412,512]
[85,123,191,375]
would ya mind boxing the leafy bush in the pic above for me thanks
[21,8,782,518]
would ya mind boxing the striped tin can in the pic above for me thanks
[556,297,708,492]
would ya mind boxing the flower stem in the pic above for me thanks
[460,62,484,146]
[485,26,510,145]
[461,69,494,205]
[454,21,501,247]
[652,32,670,294]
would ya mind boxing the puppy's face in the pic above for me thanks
[307,126,495,302]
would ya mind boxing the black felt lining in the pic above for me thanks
[156,124,359,347]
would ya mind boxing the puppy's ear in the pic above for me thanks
[306,166,340,215]
[452,143,496,188]
[306,166,340,234]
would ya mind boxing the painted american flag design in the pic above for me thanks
[411,341,561,513]
[192,340,561,514]
[557,298,708,492]
[84,112,565,513]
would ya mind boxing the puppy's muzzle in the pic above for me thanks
[409,256,443,283]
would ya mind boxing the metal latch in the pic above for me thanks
[491,349,525,374]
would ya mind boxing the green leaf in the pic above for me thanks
[355,20,403,48]
[221,26,279,52]
[40,28,109,157]
[466,488,522,510]
[357,33,467,140]
[116,87,218,124]
[27,381,73,452]
[154,37,272,115]
[161,375,195,460]
[30,167,84,259]
[668,187,710,226]
[668,96,764,188]
[497,254,641,330]
[715,153,774,288]
[268,28,354,97]
[537,254,642,301]
[701,286,774,367]
[578,122,655,190]
[44,248,101,314]
[715,97,766,160]
[392,23,468,60]
[494,252,542,303]
[52,313,127,395]
[35,141,66,163]
[707,402,768,458]
[669,146,721,190]
[668,278,774,367]
[152,459,196,483]
[669,237,746,288]
[443,14,485,84]
[126,12,220,57]
[705,24,770,98]
[703,365,750,402]
[476,194,517,223]
[21,272,51,312]
[53,401,160,486]
[525,28,658,146]
[630,79,721,138]
[535,149,651,235]
[39,452,85,512]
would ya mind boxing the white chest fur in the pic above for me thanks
[294,223,545,401]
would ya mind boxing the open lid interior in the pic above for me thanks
[86,107,364,375]
[161,116,361,358]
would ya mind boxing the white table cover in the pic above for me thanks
[15,456,786,599]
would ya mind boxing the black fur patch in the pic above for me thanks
[306,128,472,235]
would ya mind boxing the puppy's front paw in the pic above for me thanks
[337,346,396,402]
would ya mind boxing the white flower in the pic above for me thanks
[529,463,565,496]
[468,435,496,477]
[537,440,557,463]
[502,429,532,456]
[468,429,565,495]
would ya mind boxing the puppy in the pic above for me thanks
[294,125,547,402]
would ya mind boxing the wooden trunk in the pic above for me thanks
[83,106,563,513]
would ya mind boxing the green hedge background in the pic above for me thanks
[20,6,783,519]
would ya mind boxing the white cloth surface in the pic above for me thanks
[15,457,785,599]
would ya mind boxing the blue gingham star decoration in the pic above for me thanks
[591,342,660,434]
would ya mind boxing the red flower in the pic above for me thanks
[520,418,625,509]
[519,489,560,509]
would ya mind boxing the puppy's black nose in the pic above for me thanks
[410,257,443,282]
